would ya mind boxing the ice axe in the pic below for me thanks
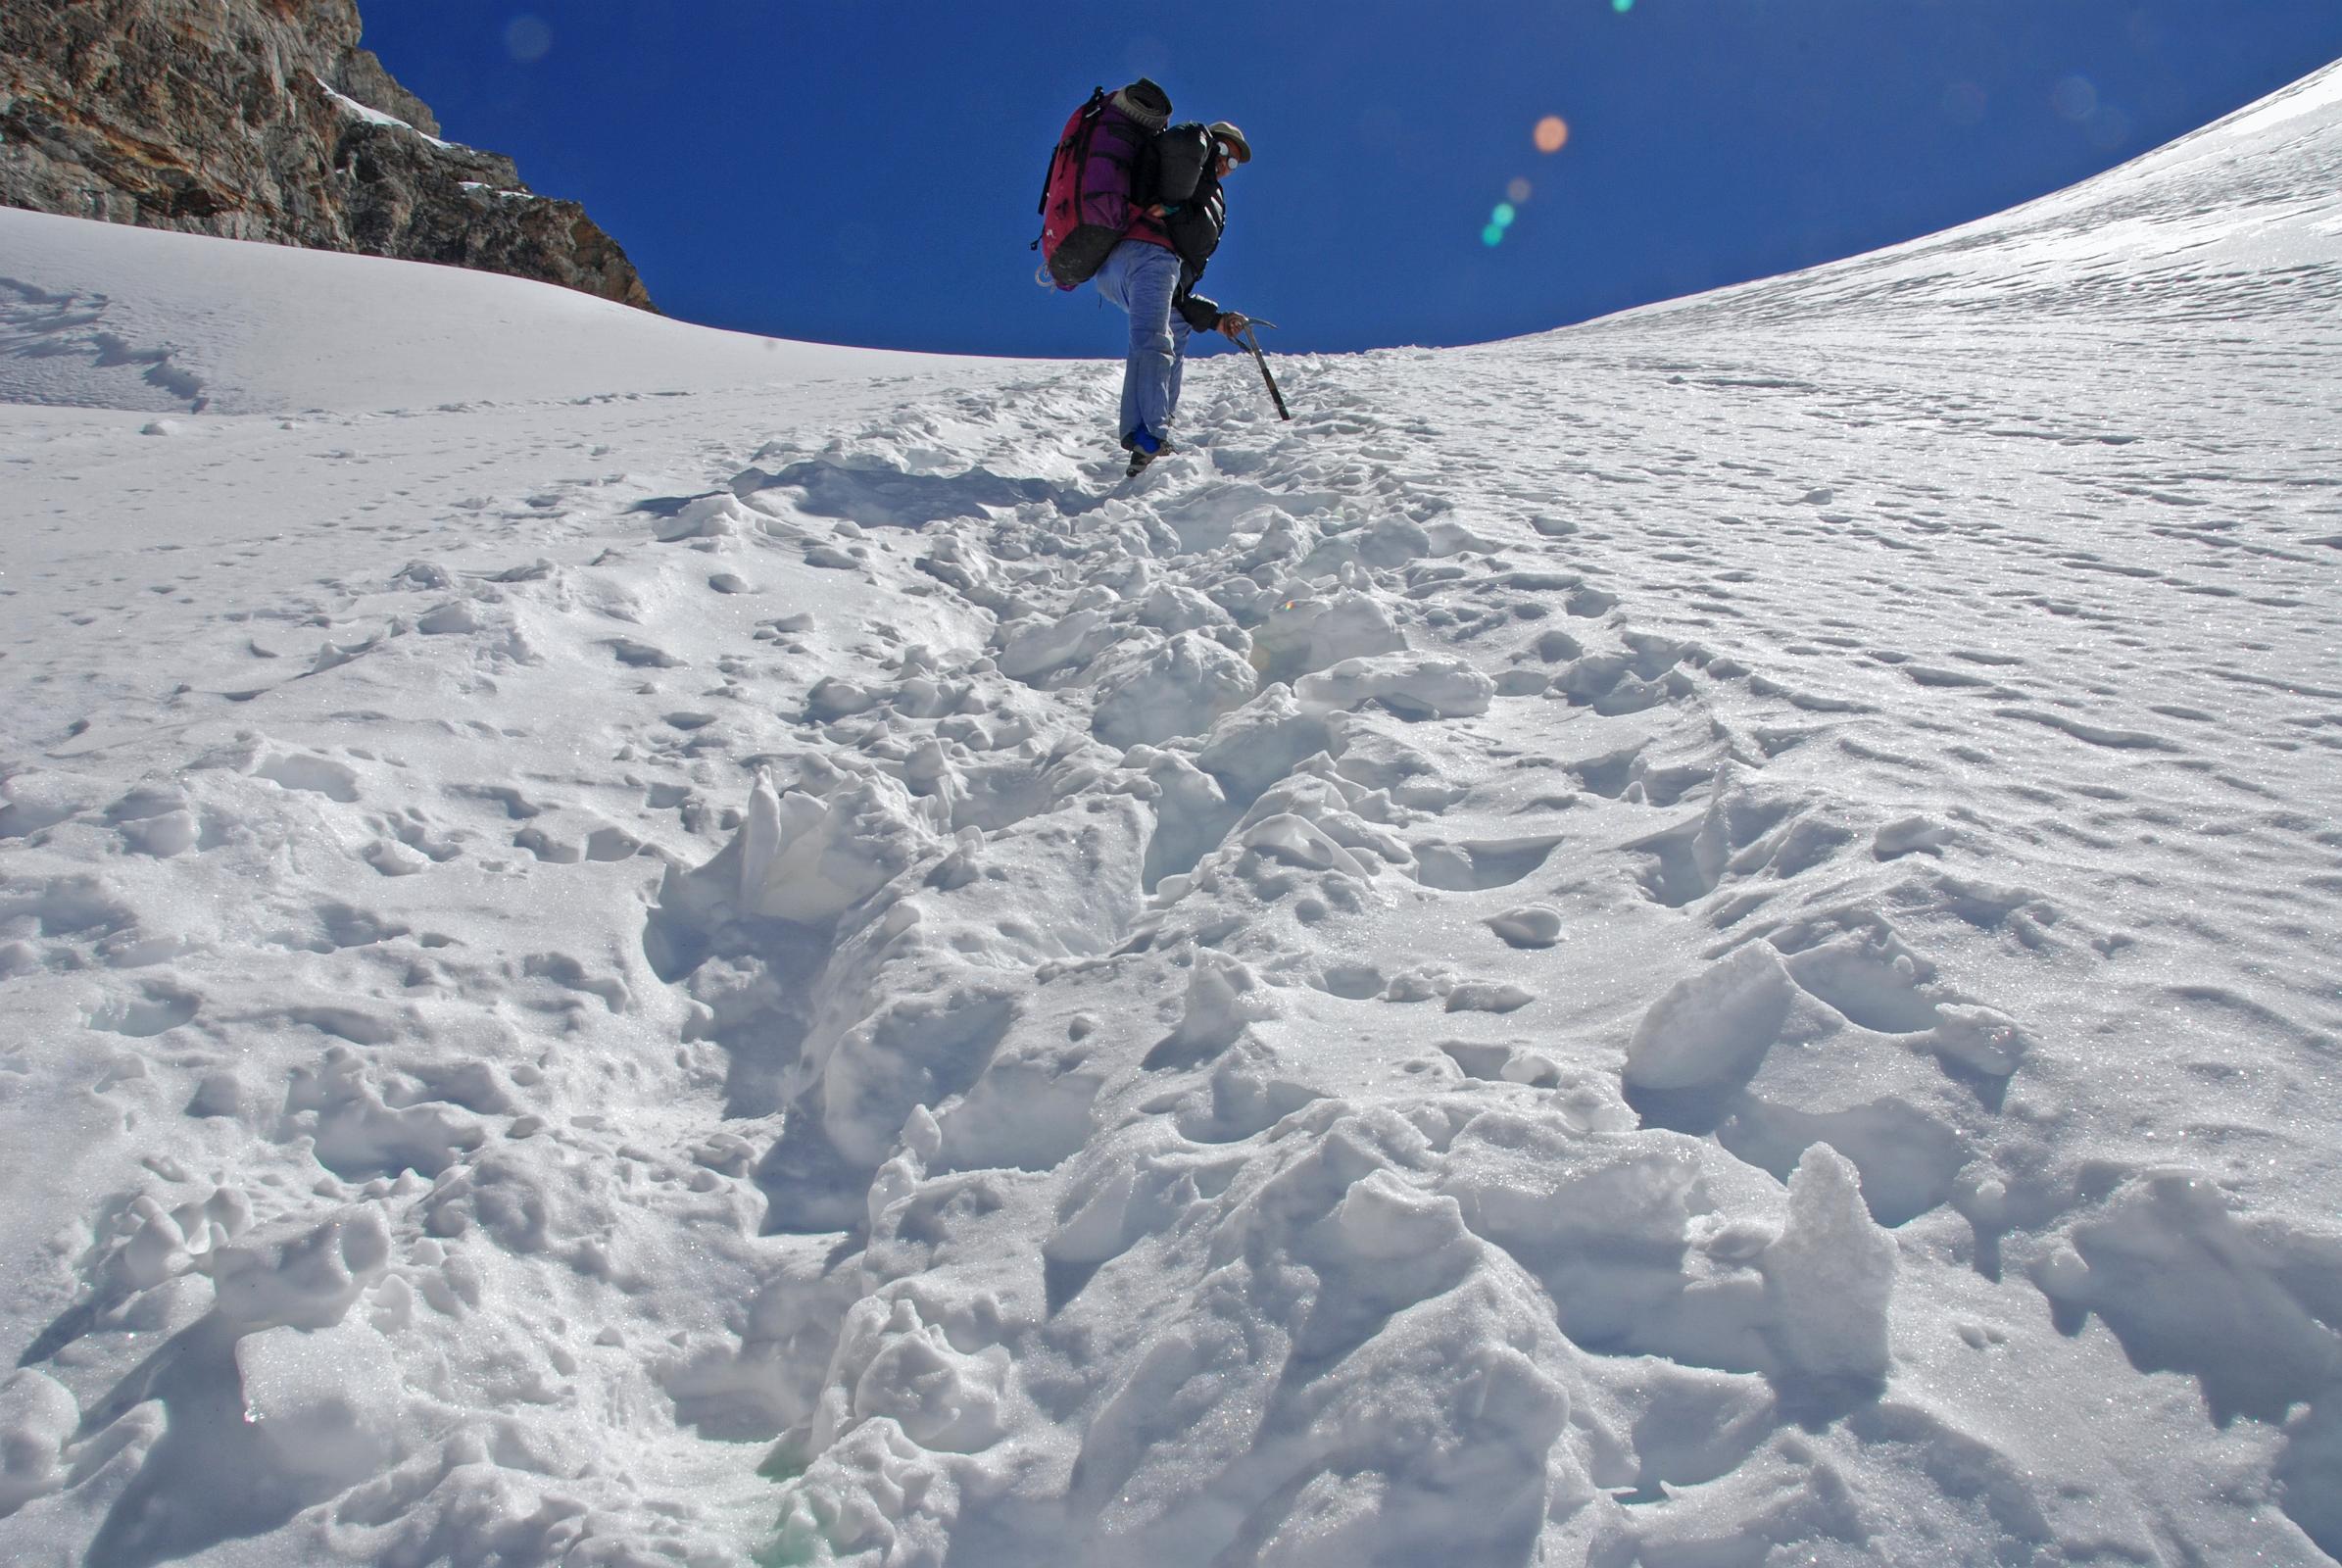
[1235,318,1291,421]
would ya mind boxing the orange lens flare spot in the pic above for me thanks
[1535,116,1570,154]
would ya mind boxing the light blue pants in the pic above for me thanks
[1094,238,1190,450]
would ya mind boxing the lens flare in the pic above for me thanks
[1491,203,1517,228]
[505,15,552,63]
[2051,75,2098,122]
[1535,116,1570,154]
[1614,0,1635,13]
[1482,223,1506,247]
[1507,176,1534,204]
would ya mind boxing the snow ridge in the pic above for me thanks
[0,275,208,413]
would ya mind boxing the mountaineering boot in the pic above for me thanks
[1124,428,1172,478]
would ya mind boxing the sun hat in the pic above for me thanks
[1207,121,1252,163]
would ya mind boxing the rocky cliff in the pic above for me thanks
[0,0,655,311]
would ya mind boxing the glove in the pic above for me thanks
[1217,311,1250,342]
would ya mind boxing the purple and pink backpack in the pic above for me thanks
[1034,85,1164,290]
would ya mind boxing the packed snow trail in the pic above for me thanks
[5,60,2342,1568]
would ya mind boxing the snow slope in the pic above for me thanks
[0,205,954,416]
[3,60,2340,1568]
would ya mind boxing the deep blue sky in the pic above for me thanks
[358,2,2342,358]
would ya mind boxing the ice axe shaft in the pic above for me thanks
[1238,322,1291,421]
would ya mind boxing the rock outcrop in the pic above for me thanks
[0,0,655,311]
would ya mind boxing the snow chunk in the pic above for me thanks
[1247,590,1407,681]
[1487,905,1563,949]
[2034,1170,2337,1428]
[1761,1144,1896,1382]
[1093,631,1258,751]
[207,1207,391,1333]
[1922,1003,2028,1075]
[654,491,756,542]
[1625,942,1794,1092]
[837,1297,1006,1454]
[1296,654,1492,720]
[1240,813,1374,880]
[996,609,1112,681]
[1195,685,1336,801]
[735,770,936,924]
[235,1317,403,1483]
[0,1369,77,1514]
[1162,951,1278,1063]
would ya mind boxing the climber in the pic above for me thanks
[1092,100,1254,477]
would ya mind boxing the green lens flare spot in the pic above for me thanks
[1614,0,1635,13]
[1492,203,1517,227]
[1482,224,1506,247]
